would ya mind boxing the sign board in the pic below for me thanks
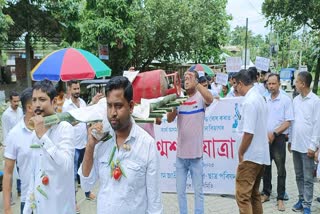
[299,65,308,72]
[215,73,229,86]
[155,97,243,194]
[255,57,270,71]
[98,44,109,60]
[226,57,242,73]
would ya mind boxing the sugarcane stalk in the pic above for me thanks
[149,113,165,118]
[154,107,175,112]
[166,102,182,107]
[149,94,177,112]
[27,112,77,130]
[133,117,155,123]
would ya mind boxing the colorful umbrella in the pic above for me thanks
[188,64,214,77]
[31,48,112,81]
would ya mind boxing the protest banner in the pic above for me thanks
[226,57,242,73]
[155,97,243,195]
[255,56,270,71]
[215,73,228,86]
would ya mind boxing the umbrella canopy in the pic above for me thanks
[31,48,112,81]
[189,64,214,77]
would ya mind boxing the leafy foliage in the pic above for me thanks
[0,0,14,44]
[262,0,320,94]
[74,0,231,74]
[228,26,270,63]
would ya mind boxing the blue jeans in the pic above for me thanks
[292,151,315,209]
[176,157,204,214]
[74,148,90,197]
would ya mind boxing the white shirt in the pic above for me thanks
[254,82,267,95]
[4,118,34,202]
[239,87,270,165]
[24,121,75,214]
[211,82,222,95]
[266,92,294,134]
[79,121,163,214]
[62,98,87,149]
[291,91,320,153]
[1,106,23,143]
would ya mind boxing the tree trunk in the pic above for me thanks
[312,57,320,94]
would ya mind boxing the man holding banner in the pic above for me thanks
[167,69,213,214]
[233,69,270,214]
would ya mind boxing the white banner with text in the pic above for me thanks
[155,97,243,195]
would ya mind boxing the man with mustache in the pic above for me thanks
[167,69,214,214]
[62,80,96,213]
[23,80,75,214]
[233,69,270,214]
[79,76,163,214]
[3,88,34,214]
[1,91,23,203]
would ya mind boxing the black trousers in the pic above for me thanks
[262,134,287,200]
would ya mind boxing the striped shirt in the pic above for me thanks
[177,91,206,158]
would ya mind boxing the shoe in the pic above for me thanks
[17,192,21,197]
[261,194,270,203]
[284,192,289,201]
[316,197,320,203]
[303,207,311,214]
[86,192,96,201]
[292,199,303,212]
[75,204,80,214]
[277,200,285,212]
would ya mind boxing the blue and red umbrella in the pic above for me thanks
[31,48,112,81]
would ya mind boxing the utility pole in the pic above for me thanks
[244,18,248,69]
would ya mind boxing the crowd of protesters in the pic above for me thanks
[1,67,320,214]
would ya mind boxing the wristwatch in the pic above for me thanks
[273,131,279,137]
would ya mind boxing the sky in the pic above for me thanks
[226,0,270,36]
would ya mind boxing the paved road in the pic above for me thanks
[1,144,319,214]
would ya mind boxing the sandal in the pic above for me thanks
[260,194,270,203]
[277,200,285,211]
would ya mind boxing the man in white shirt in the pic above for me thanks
[210,74,222,95]
[248,67,267,96]
[261,74,294,211]
[1,91,23,200]
[23,80,75,214]
[1,91,23,143]
[289,72,320,214]
[62,80,96,213]
[3,88,34,214]
[79,76,163,214]
[233,69,270,214]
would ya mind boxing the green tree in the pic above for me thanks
[0,0,13,66]
[262,0,320,94]
[76,0,231,74]
[228,26,269,63]
[0,0,13,44]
